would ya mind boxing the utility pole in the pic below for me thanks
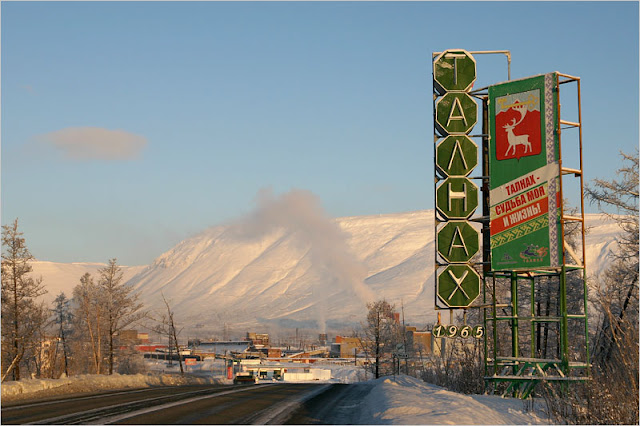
[401,301,409,375]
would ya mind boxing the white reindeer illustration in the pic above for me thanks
[502,103,532,156]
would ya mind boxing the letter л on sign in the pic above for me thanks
[436,135,478,177]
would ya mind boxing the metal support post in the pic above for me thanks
[511,272,519,366]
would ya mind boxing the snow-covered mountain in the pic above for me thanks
[31,210,622,337]
[31,262,146,304]
[128,210,435,334]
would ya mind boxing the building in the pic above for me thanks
[246,333,269,346]
[318,334,328,345]
[135,344,169,352]
[405,328,434,355]
[188,340,251,358]
[330,336,362,358]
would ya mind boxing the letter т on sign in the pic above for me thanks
[433,50,477,95]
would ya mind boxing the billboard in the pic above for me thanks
[488,73,562,271]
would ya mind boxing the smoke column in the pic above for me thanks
[229,188,375,332]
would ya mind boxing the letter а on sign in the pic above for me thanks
[437,221,479,263]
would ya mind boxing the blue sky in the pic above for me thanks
[2,1,638,266]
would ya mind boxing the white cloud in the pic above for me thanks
[21,84,35,94]
[39,127,147,161]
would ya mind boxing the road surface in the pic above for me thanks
[1,383,332,424]
[286,383,375,424]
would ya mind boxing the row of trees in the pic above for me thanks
[1,220,146,381]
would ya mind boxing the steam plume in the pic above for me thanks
[229,188,374,332]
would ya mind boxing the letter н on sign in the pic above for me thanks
[436,177,479,219]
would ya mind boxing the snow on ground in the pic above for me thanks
[1,366,548,424]
[1,372,224,403]
[358,375,546,425]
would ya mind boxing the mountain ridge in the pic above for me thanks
[30,210,622,337]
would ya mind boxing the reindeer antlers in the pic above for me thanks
[503,118,518,129]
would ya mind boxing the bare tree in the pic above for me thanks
[27,303,53,379]
[52,292,73,378]
[98,259,145,375]
[73,272,105,374]
[1,219,46,381]
[151,293,184,376]
[361,300,400,378]
[586,150,639,366]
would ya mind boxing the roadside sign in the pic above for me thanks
[435,92,478,135]
[432,48,479,311]
[437,221,479,263]
[488,73,562,271]
[437,264,481,308]
[436,177,479,219]
[433,324,485,339]
[433,49,477,94]
[433,324,446,338]
[436,135,478,177]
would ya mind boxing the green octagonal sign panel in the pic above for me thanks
[436,177,478,219]
[436,135,478,177]
[435,92,478,135]
[433,49,477,95]
[437,221,479,263]
[437,264,481,308]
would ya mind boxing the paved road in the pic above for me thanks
[286,383,375,424]
[1,383,330,425]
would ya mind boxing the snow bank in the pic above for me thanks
[1,373,223,403]
[328,364,372,383]
[359,375,546,425]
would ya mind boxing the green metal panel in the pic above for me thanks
[436,135,478,177]
[433,49,477,94]
[437,221,479,263]
[436,92,478,135]
[437,264,481,308]
[436,177,479,219]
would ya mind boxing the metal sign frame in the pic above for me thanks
[432,51,590,398]
[481,73,590,398]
